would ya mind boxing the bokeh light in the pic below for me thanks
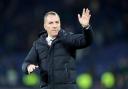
[76,73,93,89]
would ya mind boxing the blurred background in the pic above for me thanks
[0,0,128,89]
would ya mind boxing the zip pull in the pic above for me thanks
[65,63,68,73]
[64,63,70,80]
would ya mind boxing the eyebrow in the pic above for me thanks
[48,20,59,23]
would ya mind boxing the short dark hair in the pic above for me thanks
[44,11,60,22]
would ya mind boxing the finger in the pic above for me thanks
[35,66,39,68]
[87,15,91,21]
[78,14,81,22]
[78,14,81,20]
[30,67,33,72]
[89,14,91,18]
[28,70,32,74]
[86,8,90,15]
[28,71,30,74]
[28,68,32,74]
[86,8,89,12]
[33,66,36,70]
[82,8,85,16]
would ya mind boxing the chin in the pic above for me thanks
[52,33,58,37]
[52,32,58,36]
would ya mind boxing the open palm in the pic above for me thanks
[78,8,91,28]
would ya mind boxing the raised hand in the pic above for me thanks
[78,8,91,28]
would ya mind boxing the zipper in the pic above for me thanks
[47,39,57,89]
[64,63,70,80]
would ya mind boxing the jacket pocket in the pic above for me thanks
[64,63,70,80]
[53,63,76,84]
[64,63,77,83]
[53,63,70,84]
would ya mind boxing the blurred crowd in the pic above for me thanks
[0,0,128,89]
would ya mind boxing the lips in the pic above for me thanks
[52,30,58,32]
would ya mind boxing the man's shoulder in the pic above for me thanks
[32,36,46,46]
[37,36,46,43]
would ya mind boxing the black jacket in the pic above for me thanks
[22,28,93,89]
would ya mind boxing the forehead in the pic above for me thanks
[45,15,60,22]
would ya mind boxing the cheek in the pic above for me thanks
[45,26,51,31]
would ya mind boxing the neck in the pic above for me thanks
[48,35,56,39]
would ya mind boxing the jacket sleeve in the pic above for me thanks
[58,27,93,49]
[22,41,38,74]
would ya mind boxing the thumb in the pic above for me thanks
[78,14,81,20]
[28,71,31,74]
[78,14,81,23]
[35,65,39,68]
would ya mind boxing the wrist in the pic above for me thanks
[82,24,90,29]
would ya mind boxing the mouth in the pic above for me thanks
[52,30,58,32]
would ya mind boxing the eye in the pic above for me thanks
[49,22,53,24]
[55,21,59,24]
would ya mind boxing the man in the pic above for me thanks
[22,8,93,89]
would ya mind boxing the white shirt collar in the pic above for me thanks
[46,36,56,41]
[46,36,56,46]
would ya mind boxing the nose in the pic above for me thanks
[52,23,57,28]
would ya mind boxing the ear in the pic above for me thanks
[43,23,46,31]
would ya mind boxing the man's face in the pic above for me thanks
[44,15,61,37]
